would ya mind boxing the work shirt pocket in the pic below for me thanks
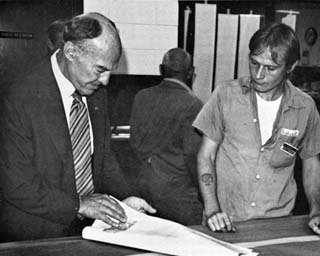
[270,137,298,168]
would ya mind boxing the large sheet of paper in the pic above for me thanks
[84,0,178,75]
[82,198,257,256]
[237,15,260,78]
[215,14,239,85]
[192,4,217,103]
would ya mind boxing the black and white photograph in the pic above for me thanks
[1,0,320,255]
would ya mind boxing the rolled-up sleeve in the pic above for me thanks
[298,100,320,159]
[192,86,224,145]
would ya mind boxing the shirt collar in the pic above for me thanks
[51,50,75,98]
[163,78,193,93]
[239,76,252,94]
[239,76,305,109]
[282,80,306,109]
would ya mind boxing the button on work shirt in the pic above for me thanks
[193,76,320,221]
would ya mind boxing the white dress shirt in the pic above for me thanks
[51,50,94,152]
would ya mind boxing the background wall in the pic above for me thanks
[0,0,82,92]
[1,0,320,122]
[275,2,320,67]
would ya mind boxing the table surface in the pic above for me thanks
[0,215,319,256]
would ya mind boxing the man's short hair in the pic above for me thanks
[161,48,192,78]
[63,16,102,46]
[47,19,68,51]
[249,23,300,67]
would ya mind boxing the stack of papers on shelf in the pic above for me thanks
[82,198,258,256]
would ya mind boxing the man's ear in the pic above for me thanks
[47,39,54,51]
[187,66,195,80]
[64,41,78,61]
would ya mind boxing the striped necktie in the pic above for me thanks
[70,91,94,196]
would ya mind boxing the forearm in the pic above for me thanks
[197,137,220,216]
[198,158,220,215]
[302,156,320,217]
[304,179,320,217]
[306,186,320,218]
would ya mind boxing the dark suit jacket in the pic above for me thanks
[130,80,203,191]
[129,80,203,225]
[0,58,131,241]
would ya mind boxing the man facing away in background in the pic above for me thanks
[130,48,203,225]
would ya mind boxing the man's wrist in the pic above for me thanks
[203,205,220,216]
[203,209,220,220]
[309,210,320,219]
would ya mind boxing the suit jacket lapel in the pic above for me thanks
[38,60,74,172]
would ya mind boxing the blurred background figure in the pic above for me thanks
[130,48,203,225]
[46,19,68,56]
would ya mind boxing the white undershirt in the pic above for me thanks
[256,93,282,145]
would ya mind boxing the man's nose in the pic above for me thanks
[98,71,111,86]
[256,65,265,79]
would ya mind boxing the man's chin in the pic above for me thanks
[252,84,267,93]
[80,88,98,96]
[87,84,102,94]
[87,89,98,95]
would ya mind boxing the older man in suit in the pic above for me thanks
[0,12,155,242]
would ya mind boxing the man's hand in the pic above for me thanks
[309,215,320,235]
[123,196,157,214]
[78,193,128,229]
[204,212,236,232]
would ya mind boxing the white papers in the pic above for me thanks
[183,6,192,50]
[237,15,260,78]
[281,14,297,31]
[215,14,239,85]
[82,199,256,256]
[193,4,217,103]
[84,0,178,75]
